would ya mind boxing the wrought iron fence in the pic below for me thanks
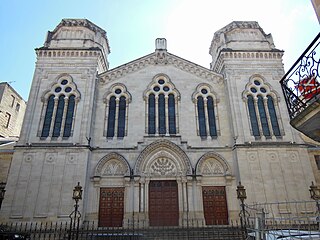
[0,219,245,240]
[280,32,320,119]
[245,200,320,239]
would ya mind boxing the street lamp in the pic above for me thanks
[0,182,6,209]
[309,181,320,213]
[69,182,82,240]
[237,182,248,237]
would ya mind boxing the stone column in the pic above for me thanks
[123,176,132,226]
[186,176,195,222]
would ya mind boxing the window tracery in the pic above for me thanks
[103,84,131,139]
[40,75,80,139]
[192,84,219,139]
[144,74,180,136]
[243,76,283,139]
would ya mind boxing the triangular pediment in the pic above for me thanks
[99,51,223,84]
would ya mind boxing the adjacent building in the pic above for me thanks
[0,19,317,226]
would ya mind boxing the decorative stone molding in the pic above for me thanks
[134,139,192,175]
[94,152,130,177]
[213,51,284,73]
[150,158,177,176]
[99,53,223,84]
[54,19,107,37]
[36,49,102,58]
[196,152,231,176]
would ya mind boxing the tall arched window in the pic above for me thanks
[168,94,176,134]
[40,76,79,139]
[117,96,126,138]
[145,75,180,135]
[193,84,219,139]
[244,77,283,139]
[106,96,116,138]
[52,95,65,137]
[247,95,259,136]
[63,95,75,137]
[41,95,54,137]
[207,96,217,137]
[148,94,156,134]
[267,96,281,136]
[104,84,131,139]
[197,96,207,137]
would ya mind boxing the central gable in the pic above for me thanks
[99,49,223,85]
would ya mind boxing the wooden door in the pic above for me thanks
[202,186,228,225]
[99,187,124,227]
[149,180,179,226]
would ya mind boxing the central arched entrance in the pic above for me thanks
[149,180,179,226]
[134,140,192,226]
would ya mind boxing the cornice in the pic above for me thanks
[54,19,107,36]
[35,47,102,58]
[99,51,223,84]
[213,49,284,73]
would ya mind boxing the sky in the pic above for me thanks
[0,0,319,101]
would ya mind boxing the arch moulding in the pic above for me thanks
[134,140,192,176]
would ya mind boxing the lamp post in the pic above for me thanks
[69,182,82,240]
[0,182,6,209]
[309,181,320,216]
[237,182,247,237]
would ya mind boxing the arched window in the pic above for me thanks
[106,96,116,138]
[244,77,283,138]
[52,95,65,137]
[104,84,131,139]
[41,95,54,137]
[158,94,166,135]
[63,95,75,137]
[247,95,259,136]
[267,96,281,136]
[197,96,207,137]
[193,84,219,139]
[168,94,176,134]
[145,75,180,135]
[207,96,217,137]
[148,94,156,134]
[117,96,126,138]
[40,76,79,139]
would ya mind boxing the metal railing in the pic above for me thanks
[0,219,245,240]
[280,32,320,119]
[245,200,320,239]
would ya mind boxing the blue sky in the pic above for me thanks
[0,0,319,100]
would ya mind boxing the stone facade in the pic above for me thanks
[0,83,26,138]
[0,19,317,225]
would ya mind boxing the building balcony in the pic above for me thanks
[280,33,320,142]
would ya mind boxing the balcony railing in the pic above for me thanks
[280,32,320,120]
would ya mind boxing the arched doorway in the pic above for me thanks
[93,153,130,227]
[134,140,192,226]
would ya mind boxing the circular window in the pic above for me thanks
[65,87,72,93]
[250,87,257,93]
[158,79,165,85]
[55,87,62,93]
[153,86,160,92]
[163,86,170,92]
[115,89,122,94]
[254,80,261,86]
[201,89,208,94]
[260,87,267,93]
[61,80,68,85]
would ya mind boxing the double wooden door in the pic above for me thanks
[99,187,124,227]
[202,186,228,225]
[149,180,179,226]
